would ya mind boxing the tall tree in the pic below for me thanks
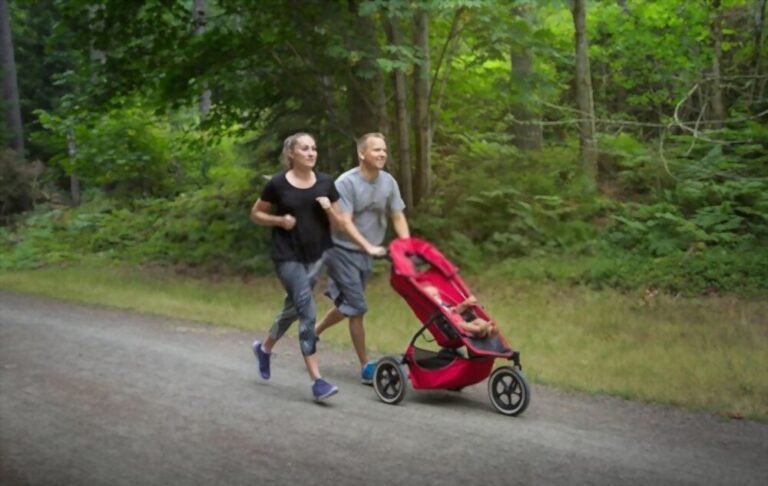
[412,5,431,205]
[571,0,597,184]
[510,5,542,151]
[346,0,383,167]
[385,14,413,209]
[428,6,464,138]
[193,0,211,117]
[710,0,726,127]
[752,0,767,102]
[0,0,23,155]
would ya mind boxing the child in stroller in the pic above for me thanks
[419,283,499,339]
[372,237,530,416]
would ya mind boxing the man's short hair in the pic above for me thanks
[357,132,386,152]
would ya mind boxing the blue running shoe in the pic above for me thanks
[252,340,270,380]
[361,361,376,385]
[312,378,338,401]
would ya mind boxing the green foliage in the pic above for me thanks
[581,248,768,297]
[8,0,767,300]
[598,132,671,195]
[485,246,768,297]
[34,100,197,197]
[0,133,273,274]
[0,150,42,222]
[10,0,79,161]
[0,181,271,273]
[602,124,768,256]
[413,135,607,267]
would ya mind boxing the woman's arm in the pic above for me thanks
[251,199,295,230]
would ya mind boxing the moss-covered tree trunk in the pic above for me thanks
[510,6,543,151]
[571,0,598,185]
[710,0,726,128]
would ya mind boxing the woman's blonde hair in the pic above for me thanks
[280,132,315,169]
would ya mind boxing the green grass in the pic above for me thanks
[1,262,766,421]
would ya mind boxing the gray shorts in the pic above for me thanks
[324,246,372,317]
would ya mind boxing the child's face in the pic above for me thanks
[422,284,440,299]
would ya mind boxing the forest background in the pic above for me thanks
[1,0,768,418]
[2,0,768,296]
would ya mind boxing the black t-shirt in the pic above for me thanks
[260,171,340,263]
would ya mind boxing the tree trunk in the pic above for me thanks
[67,130,81,207]
[710,0,726,128]
[571,0,598,185]
[320,75,341,174]
[0,0,24,155]
[430,8,464,137]
[346,0,380,135]
[412,6,431,206]
[510,6,543,151]
[372,18,389,136]
[752,0,767,102]
[193,0,211,117]
[385,15,413,209]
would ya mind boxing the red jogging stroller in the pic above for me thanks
[373,237,531,416]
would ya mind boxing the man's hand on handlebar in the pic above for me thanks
[366,245,388,258]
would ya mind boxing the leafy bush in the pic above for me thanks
[598,132,673,196]
[0,176,272,274]
[580,247,768,297]
[413,136,607,266]
[0,150,43,223]
[33,99,222,198]
[602,125,768,255]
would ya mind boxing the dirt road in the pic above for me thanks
[1,290,766,485]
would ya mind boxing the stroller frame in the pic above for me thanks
[373,237,531,416]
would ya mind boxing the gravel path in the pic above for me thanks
[1,290,766,486]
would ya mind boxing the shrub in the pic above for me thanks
[0,150,43,223]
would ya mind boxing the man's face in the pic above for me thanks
[359,136,387,170]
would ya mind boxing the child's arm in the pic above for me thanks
[459,320,483,336]
[453,295,478,314]
[460,317,497,338]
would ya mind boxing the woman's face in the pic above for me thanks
[289,135,317,170]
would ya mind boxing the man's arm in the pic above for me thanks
[390,210,410,239]
[327,201,386,256]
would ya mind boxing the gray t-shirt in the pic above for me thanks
[332,167,406,250]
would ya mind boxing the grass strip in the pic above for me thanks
[1,263,766,421]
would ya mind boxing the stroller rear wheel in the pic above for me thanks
[488,366,530,416]
[373,356,407,405]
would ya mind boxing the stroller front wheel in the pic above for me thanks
[373,356,407,405]
[488,366,530,416]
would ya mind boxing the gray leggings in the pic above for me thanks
[270,258,324,356]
